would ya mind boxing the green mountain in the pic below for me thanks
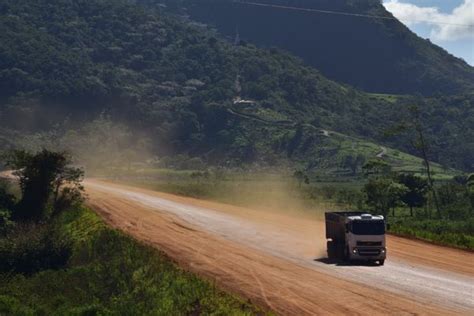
[0,0,472,172]
[167,0,474,96]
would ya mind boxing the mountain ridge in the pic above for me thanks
[0,0,472,171]
[166,0,474,96]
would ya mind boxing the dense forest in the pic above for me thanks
[0,0,472,171]
[171,0,474,96]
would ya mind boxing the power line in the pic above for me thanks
[233,1,474,28]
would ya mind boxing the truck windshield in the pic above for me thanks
[351,220,385,235]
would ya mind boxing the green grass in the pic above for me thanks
[333,133,456,180]
[0,207,266,315]
[389,218,474,250]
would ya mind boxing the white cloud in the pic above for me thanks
[384,0,474,41]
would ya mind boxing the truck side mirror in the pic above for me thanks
[345,223,350,233]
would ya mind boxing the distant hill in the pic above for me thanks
[169,0,474,96]
[0,0,472,171]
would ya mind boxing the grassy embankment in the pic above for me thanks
[108,168,473,251]
[388,218,474,250]
[0,205,266,315]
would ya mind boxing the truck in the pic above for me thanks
[325,211,387,265]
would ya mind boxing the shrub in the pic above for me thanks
[0,209,263,314]
[0,184,16,210]
[0,223,72,274]
[389,218,474,250]
[0,209,15,236]
[0,295,34,315]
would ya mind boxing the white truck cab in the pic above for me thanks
[326,212,387,265]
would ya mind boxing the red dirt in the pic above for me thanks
[85,179,474,315]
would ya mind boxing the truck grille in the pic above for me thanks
[357,248,382,256]
[357,241,382,246]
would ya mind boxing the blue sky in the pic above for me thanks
[383,0,474,65]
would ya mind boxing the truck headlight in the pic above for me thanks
[352,248,357,254]
[381,248,386,253]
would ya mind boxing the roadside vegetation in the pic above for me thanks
[0,150,264,315]
[113,164,474,250]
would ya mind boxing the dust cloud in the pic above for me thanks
[8,116,154,175]
[220,174,330,258]
[5,113,332,258]
[118,172,333,258]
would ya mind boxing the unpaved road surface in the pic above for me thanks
[85,179,474,315]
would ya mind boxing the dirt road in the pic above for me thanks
[85,179,474,315]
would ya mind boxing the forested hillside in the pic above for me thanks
[168,0,474,96]
[0,0,472,171]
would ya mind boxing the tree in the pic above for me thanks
[7,149,84,221]
[343,154,366,175]
[362,159,392,178]
[0,183,16,211]
[406,104,441,217]
[468,174,474,215]
[454,174,474,215]
[0,209,14,236]
[287,125,303,158]
[364,178,408,217]
[293,170,309,188]
[0,182,16,235]
[397,174,428,216]
[386,101,441,217]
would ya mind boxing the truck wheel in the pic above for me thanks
[379,260,385,266]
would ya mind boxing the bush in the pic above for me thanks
[389,218,474,250]
[0,208,262,315]
[0,295,34,315]
[0,184,16,210]
[0,209,15,236]
[0,223,72,274]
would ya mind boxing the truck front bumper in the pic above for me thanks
[350,247,386,261]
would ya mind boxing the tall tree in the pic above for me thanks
[387,100,441,217]
[293,169,309,188]
[7,149,83,221]
[469,174,474,215]
[407,104,441,217]
[343,154,365,176]
[455,174,474,215]
[363,177,408,217]
[397,173,428,216]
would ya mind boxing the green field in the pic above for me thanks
[324,131,455,179]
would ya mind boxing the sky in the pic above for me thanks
[383,0,474,65]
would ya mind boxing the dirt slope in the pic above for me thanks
[85,179,474,315]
